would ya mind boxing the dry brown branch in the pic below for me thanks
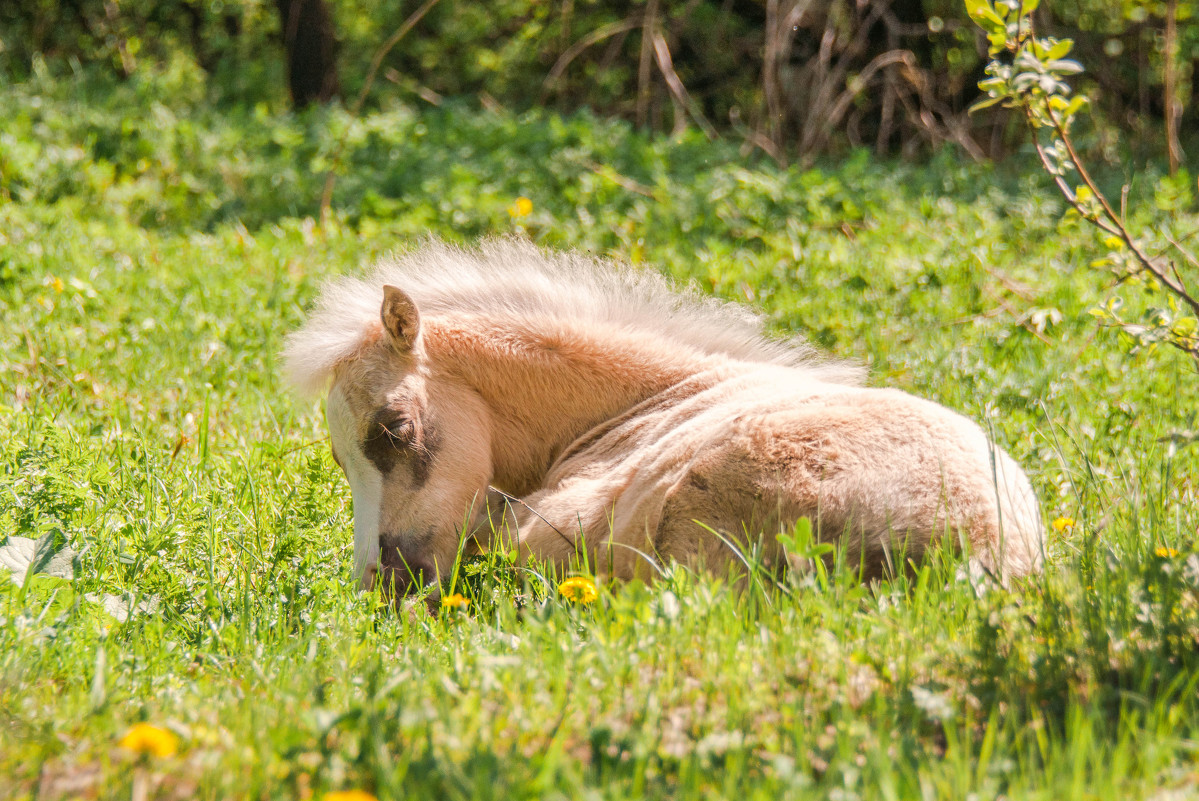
[813,49,913,154]
[636,0,660,128]
[763,0,818,150]
[384,68,444,106]
[352,0,443,118]
[796,2,888,157]
[543,16,643,93]
[650,30,716,139]
[738,127,787,166]
[1164,0,1183,175]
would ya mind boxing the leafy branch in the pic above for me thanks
[968,0,1199,365]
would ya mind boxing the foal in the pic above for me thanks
[286,239,1043,594]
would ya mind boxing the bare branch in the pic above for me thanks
[543,16,643,93]
[636,0,659,128]
[650,30,717,139]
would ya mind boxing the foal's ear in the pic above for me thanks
[380,284,420,352]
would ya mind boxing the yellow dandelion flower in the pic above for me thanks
[508,197,533,218]
[558,576,598,605]
[1155,547,1179,558]
[1051,517,1075,533]
[50,276,64,293]
[441,593,469,609]
[117,723,178,758]
[324,791,378,801]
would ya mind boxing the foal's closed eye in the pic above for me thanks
[374,415,418,446]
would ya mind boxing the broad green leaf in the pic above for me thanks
[969,95,1006,114]
[1046,38,1074,60]
[967,0,1006,28]
[0,534,75,587]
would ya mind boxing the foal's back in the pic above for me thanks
[513,362,1043,582]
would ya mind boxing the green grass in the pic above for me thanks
[2,68,1198,800]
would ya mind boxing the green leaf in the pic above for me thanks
[966,0,1006,28]
[0,533,75,588]
[1048,59,1084,75]
[1046,38,1074,60]
[1064,96,1088,117]
[1171,316,1198,338]
[963,0,988,19]
[969,95,1006,114]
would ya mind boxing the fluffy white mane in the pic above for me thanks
[284,238,862,395]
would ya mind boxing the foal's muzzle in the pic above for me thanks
[377,538,435,597]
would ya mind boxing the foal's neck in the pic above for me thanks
[427,316,716,495]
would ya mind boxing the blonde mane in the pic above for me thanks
[285,238,862,395]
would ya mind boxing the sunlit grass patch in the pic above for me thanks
[1,75,1197,799]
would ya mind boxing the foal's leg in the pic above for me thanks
[511,471,676,581]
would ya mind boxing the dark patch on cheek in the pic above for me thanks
[360,409,441,489]
[361,408,415,476]
[362,429,402,475]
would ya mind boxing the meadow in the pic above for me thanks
[2,66,1198,799]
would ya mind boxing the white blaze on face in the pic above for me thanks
[327,384,384,589]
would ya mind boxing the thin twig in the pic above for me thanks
[1024,110,1123,239]
[650,30,717,139]
[543,16,643,93]
[1020,90,1199,362]
[1166,233,1199,271]
[1045,102,1198,317]
[636,0,659,128]
[487,486,577,553]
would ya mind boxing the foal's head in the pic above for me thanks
[326,286,492,595]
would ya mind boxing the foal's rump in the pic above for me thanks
[512,373,1043,582]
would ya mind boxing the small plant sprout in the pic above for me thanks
[558,576,598,604]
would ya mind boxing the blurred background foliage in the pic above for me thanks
[0,0,1194,167]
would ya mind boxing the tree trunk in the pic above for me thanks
[275,0,340,107]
